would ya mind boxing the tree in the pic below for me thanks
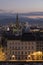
[0,45,6,61]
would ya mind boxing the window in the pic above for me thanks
[25,42,27,45]
[18,57,20,60]
[15,52,17,54]
[22,42,23,45]
[18,47,20,50]
[21,51,23,54]
[15,42,17,45]
[32,46,34,49]
[16,57,17,59]
[10,50,11,54]
[25,57,27,59]
[18,51,20,55]
[21,47,23,49]
[15,47,17,49]
[10,57,11,60]
[25,46,27,49]
[18,43,20,45]
[32,42,34,45]
[12,47,14,50]
[13,41,14,45]
[25,52,27,54]
[12,51,14,55]
[10,46,11,49]
[28,42,30,45]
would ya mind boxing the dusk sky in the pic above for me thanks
[0,0,43,13]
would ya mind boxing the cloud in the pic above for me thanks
[0,9,4,11]
[21,12,43,16]
[0,9,16,13]
[0,9,6,13]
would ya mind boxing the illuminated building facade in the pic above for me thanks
[3,32,36,60]
[2,31,43,61]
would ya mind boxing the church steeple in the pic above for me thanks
[16,14,19,28]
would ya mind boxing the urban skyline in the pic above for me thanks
[0,1,43,64]
[0,14,43,61]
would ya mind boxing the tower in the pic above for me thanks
[16,14,19,28]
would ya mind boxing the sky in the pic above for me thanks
[0,0,43,13]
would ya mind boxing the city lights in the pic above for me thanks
[0,14,43,61]
[0,46,6,61]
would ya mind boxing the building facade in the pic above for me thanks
[6,40,36,60]
[1,14,43,61]
[3,31,36,61]
[2,31,43,61]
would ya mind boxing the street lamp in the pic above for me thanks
[36,51,42,60]
[37,51,42,55]
[31,51,43,60]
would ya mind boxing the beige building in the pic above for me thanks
[4,32,36,61]
[6,40,36,60]
[2,30,43,61]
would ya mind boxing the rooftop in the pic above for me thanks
[3,31,43,41]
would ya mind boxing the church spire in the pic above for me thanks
[16,14,19,28]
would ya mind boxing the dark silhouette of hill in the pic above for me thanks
[0,16,43,26]
[0,12,43,26]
